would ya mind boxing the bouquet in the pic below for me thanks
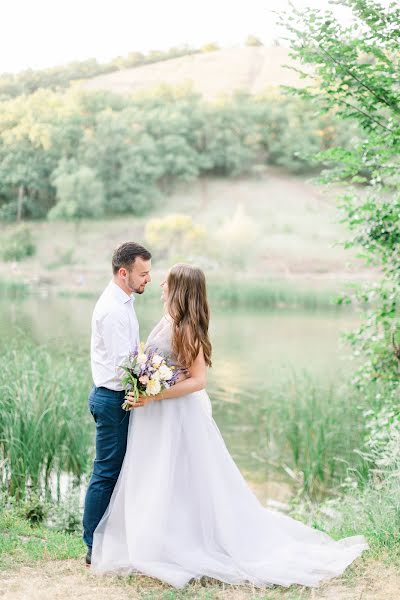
[120,343,181,410]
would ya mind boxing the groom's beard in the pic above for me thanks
[130,282,147,294]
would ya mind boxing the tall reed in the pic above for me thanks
[0,275,347,311]
[0,337,92,500]
[207,280,339,311]
[213,374,380,499]
[138,278,342,311]
[0,280,30,298]
[260,376,387,497]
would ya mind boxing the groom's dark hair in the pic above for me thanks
[112,242,152,274]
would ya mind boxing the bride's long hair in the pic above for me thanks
[167,264,212,368]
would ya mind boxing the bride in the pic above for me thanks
[91,263,367,589]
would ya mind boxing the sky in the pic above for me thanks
[0,0,355,74]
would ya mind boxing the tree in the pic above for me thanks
[199,98,260,176]
[133,91,205,190]
[48,159,105,221]
[0,90,61,220]
[81,108,163,215]
[255,91,355,173]
[281,0,400,384]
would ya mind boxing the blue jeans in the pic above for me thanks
[82,385,130,550]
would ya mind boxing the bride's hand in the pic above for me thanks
[125,395,153,409]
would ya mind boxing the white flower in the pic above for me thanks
[137,353,148,366]
[146,378,161,395]
[152,354,163,367]
[158,364,173,381]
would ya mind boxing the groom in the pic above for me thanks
[82,241,152,566]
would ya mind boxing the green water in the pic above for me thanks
[0,292,358,481]
[1,293,356,374]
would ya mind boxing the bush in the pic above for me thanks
[145,213,206,260]
[50,489,82,534]
[20,494,48,525]
[301,433,400,557]
[0,224,36,262]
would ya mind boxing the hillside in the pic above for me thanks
[0,170,374,295]
[83,46,310,99]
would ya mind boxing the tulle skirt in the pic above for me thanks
[91,391,367,588]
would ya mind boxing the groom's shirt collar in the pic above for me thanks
[109,280,135,304]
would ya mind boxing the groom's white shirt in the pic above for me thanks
[91,280,140,391]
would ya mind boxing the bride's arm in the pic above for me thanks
[127,347,206,408]
[159,348,206,399]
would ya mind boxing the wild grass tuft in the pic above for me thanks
[0,337,92,500]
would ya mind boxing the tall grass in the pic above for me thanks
[214,375,381,499]
[262,376,371,497]
[291,413,400,558]
[0,331,380,507]
[126,278,343,311]
[0,337,92,500]
[325,474,400,558]
[0,280,30,298]
[276,379,388,497]
[207,280,340,310]
[0,275,347,311]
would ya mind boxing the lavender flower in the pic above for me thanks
[119,345,182,411]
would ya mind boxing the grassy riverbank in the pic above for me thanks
[0,338,370,503]
[2,452,399,596]
[0,335,393,500]
[1,339,399,597]
[0,507,83,571]
[1,501,399,599]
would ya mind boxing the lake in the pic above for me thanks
[0,291,359,498]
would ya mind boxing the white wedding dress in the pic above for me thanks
[91,316,367,588]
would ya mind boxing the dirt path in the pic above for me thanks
[1,557,399,600]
